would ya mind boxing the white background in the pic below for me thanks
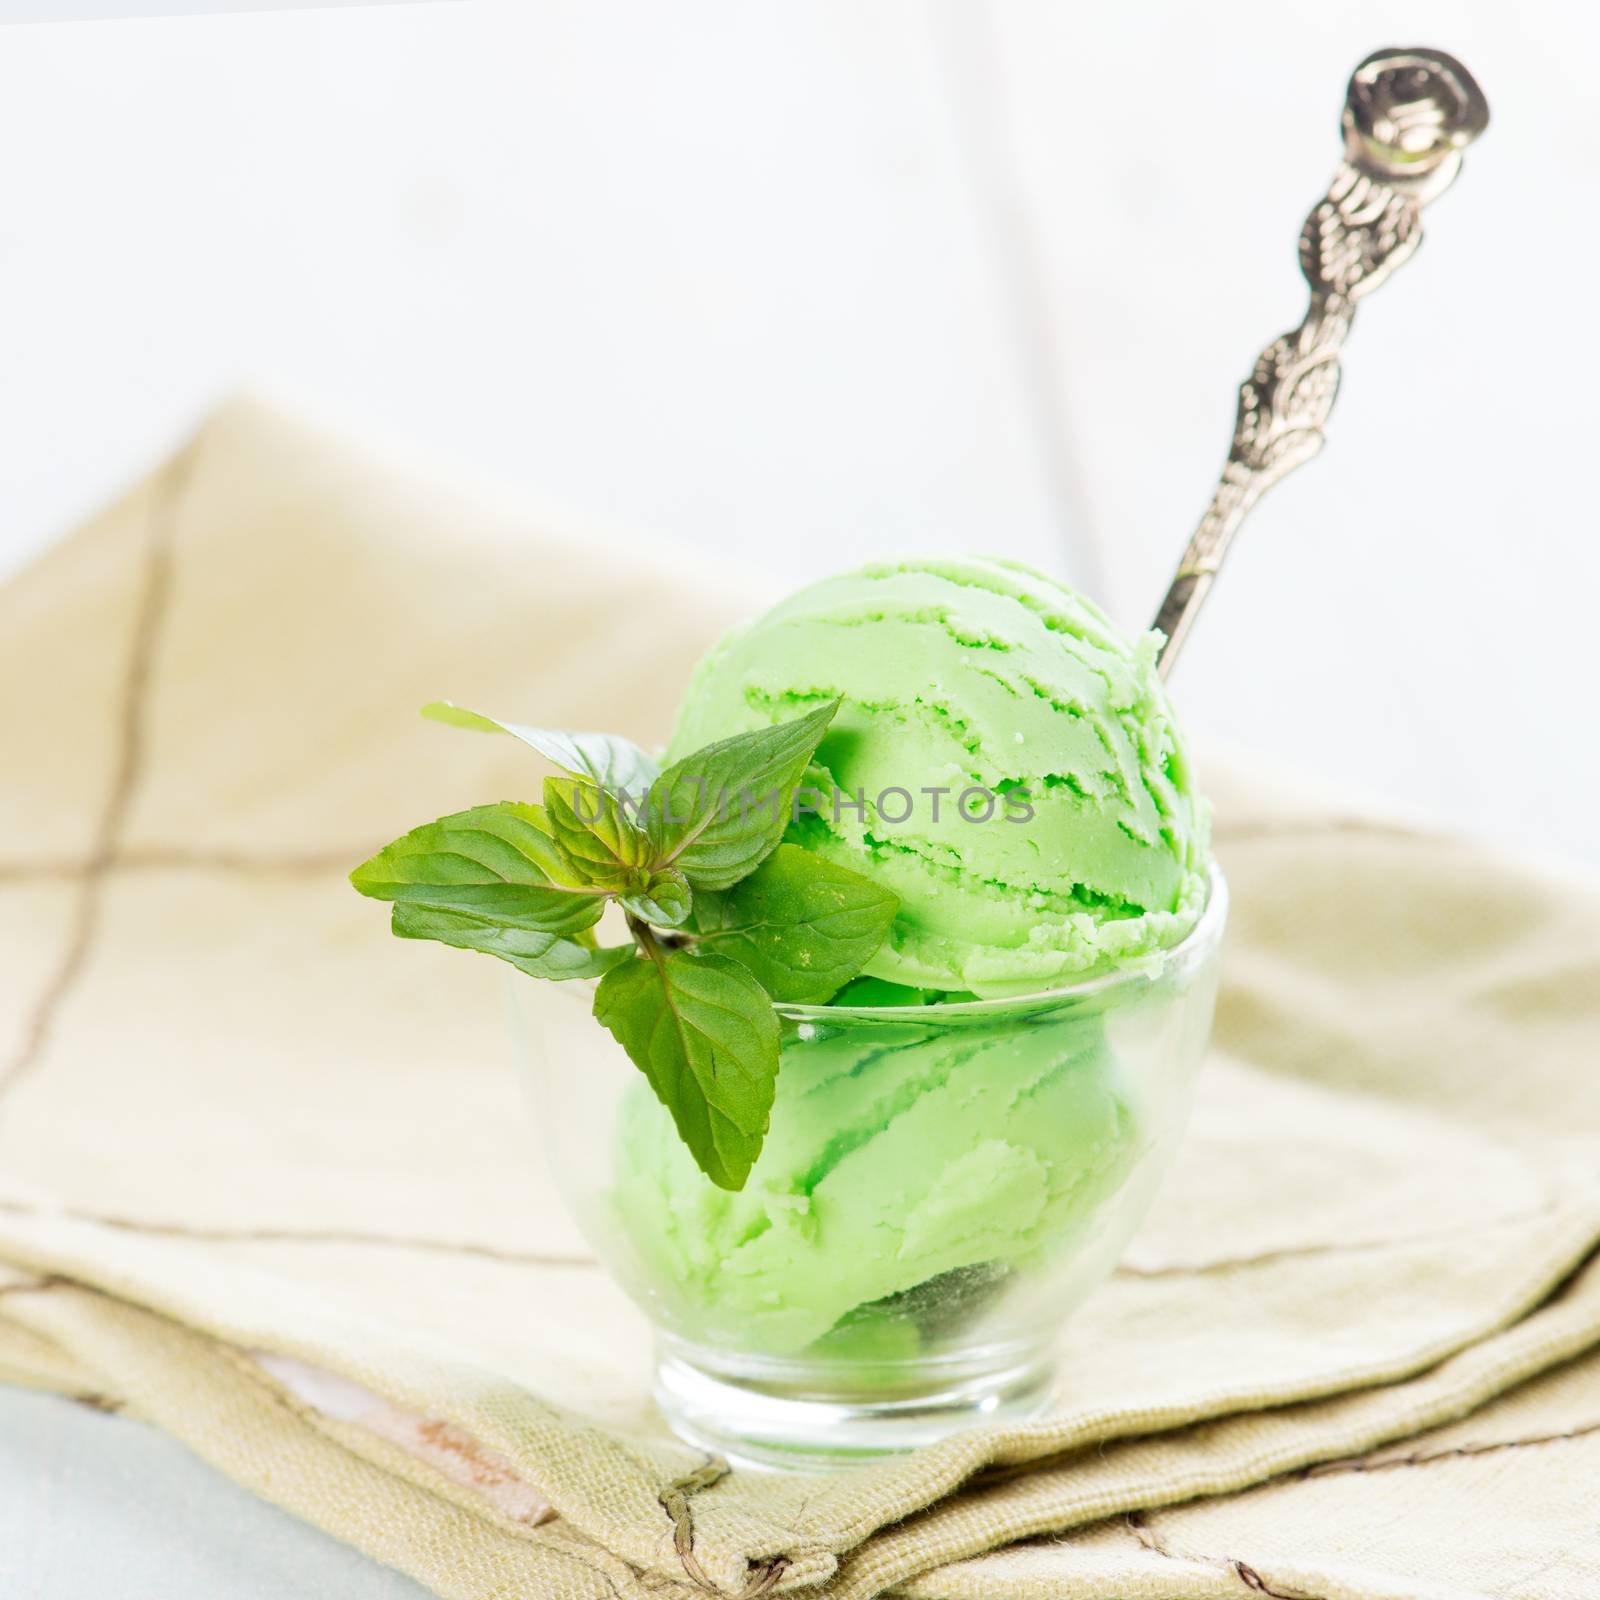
[2,0,1597,863]
[0,1,415,19]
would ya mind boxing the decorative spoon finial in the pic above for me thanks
[1152,46,1489,676]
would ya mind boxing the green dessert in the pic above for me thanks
[614,1005,1135,1359]
[605,556,1206,1358]
[352,555,1211,1368]
[667,556,1208,996]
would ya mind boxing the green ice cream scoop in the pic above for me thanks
[666,556,1208,997]
[614,1003,1138,1360]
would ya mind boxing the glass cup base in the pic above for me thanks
[654,1343,1054,1471]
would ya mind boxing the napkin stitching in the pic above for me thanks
[836,1220,1600,1555]
[1303,1419,1600,1478]
[660,1456,790,1598]
[1231,1565,1326,1600]
[0,435,203,1108]
[1111,1403,1600,1597]
[1125,1513,1329,1600]
[4,1189,1566,1286]
[0,848,360,883]
[1115,1195,1567,1280]
[0,1196,597,1269]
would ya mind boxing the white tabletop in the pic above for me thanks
[0,1388,430,1598]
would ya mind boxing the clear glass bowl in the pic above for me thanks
[509,867,1226,1469]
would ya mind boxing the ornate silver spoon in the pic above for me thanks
[1153,46,1490,675]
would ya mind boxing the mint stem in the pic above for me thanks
[626,911,694,959]
[625,911,660,958]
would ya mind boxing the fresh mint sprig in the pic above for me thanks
[689,844,899,1005]
[594,940,779,1193]
[350,697,898,1191]
[543,774,652,890]
[349,804,607,934]
[392,906,634,981]
[421,702,662,793]
[646,702,840,888]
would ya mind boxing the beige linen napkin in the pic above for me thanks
[2,398,1597,1600]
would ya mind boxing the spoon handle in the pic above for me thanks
[1153,47,1490,676]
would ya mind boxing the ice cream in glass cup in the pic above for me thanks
[513,873,1222,1466]
[511,558,1223,1467]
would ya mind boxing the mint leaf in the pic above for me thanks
[692,843,898,1003]
[543,775,652,891]
[392,905,632,980]
[422,701,661,794]
[350,804,605,935]
[647,700,839,890]
[593,948,779,1190]
[620,867,692,929]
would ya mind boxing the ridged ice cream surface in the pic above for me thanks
[667,556,1210,997]
[614,1008,1136,1357]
